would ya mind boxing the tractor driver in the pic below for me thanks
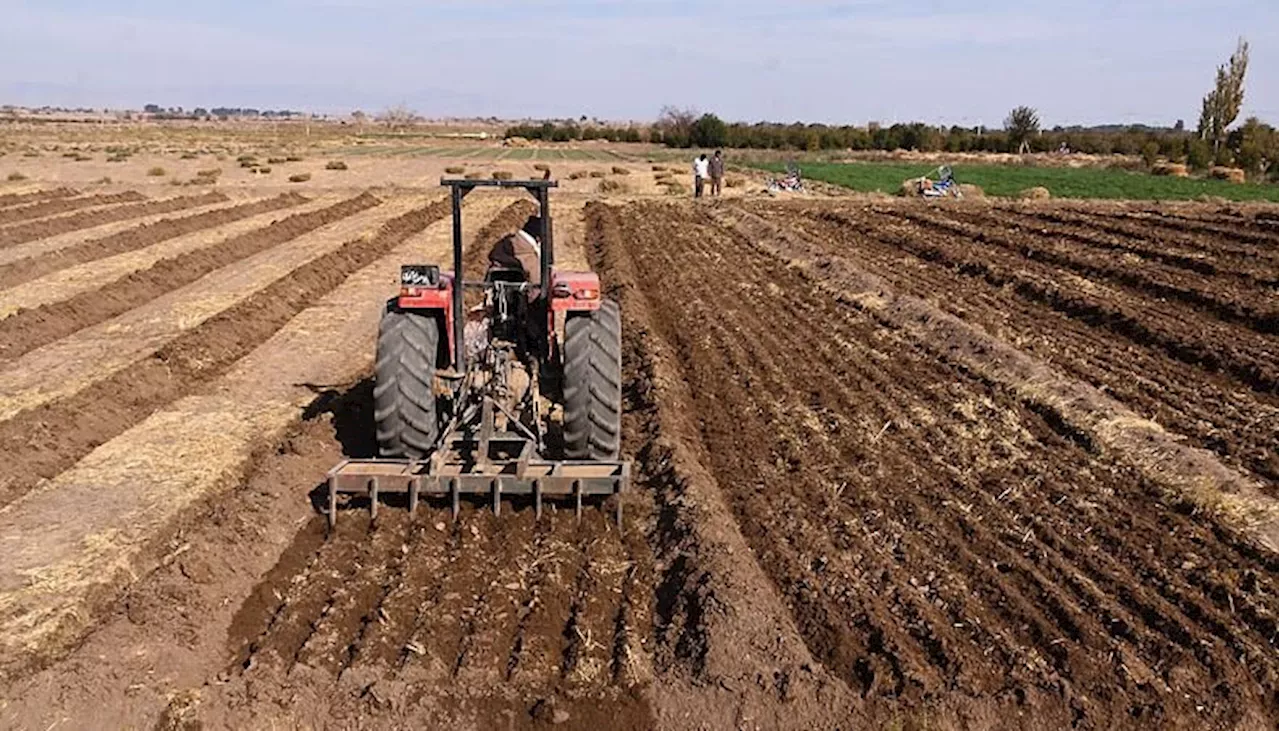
[487,213,543,299]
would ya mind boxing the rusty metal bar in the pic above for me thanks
[368,477,379,521]
[409,476,420,515]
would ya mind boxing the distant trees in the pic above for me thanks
[652,106,698,147]
[1004,106,1040,153]
[1197,38,1249,155]
[378,104,417,130]
[690,113,727,148]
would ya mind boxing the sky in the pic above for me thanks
[0,0,1276,128]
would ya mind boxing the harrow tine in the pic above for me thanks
[492,479,501,517]
[534,480,542,519]
[409,477,420,516]
[450,478,460,521]
[574,479,582,522]
[368,477,379,522]
[327,474,337,530]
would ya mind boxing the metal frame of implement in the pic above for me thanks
[325,178,629,528]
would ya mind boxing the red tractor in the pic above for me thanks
[325,178,629,525]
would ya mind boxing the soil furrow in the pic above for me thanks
[0,196,449,510]
[0,191,145,226]
[0,192,227,248]
[0,194,367,361]
[0,188,77,209]
[0,192,309,292]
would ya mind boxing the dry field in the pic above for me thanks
[0,130,1275,730]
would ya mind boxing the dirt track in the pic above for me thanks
[0,187,1274,730]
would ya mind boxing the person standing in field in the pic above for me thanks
[692,153,709,198]
[708,150,725,196]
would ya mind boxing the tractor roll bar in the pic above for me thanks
[440,178,557,373]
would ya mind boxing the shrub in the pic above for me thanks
[147,167,167,176]
[7,172,27,181]
[288,173,312,183]
[533,163,551,172]
[256,166,272,174]
[464,172,485,180]
[180,152,198,160]
[725,175,745,188]
[444,166,465,174]
[568,171,587,180]
[107,154,128,163]
[598,178,629,194]
[240,160,258,168]
[236,154,257,163]
[195,168,221,178]
[588,171,607,178]
[652,165,667,171]
[22,151,40,158]
[73,154,92,162]
[188,176,215,185]
[1140,141,1160,167]
[267,157,287,165]
[492,170,514,180]
[94,176,113,184]
[325,160,348,170]
[661,180,688,196]
[285,155,303,162]
[611,166,631,175]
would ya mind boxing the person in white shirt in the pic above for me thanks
[692,154,709,198]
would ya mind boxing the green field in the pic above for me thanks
[758,161,1279,202]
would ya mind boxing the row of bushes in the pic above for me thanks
[503,122,643,143]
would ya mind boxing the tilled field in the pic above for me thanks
[0,188,1274,730]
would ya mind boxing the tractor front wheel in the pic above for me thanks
[562,299,622,460]
[374,306,442,460]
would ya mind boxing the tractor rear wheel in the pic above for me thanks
[563,299,622,460]
[374,306,441,459]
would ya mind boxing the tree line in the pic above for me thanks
[505,37,1276,179]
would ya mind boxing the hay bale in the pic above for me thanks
[1210,166,1246,184]
[661,180,688,196]
[1151,162,1189,177]
[610,166,630,175]
[588,171,607,178]
[958,183,984,198]
[533,163,551,172]
[464,172,485,180]
[503,136,531,148]
[598,178,629,194]
[492,170,514,181]
[288,173,311,183]
[325,160,348,171]
[444,166,465,174]
[1017,186,1051,200]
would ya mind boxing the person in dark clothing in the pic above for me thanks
[487,214,543,295]
[709,149,725,196]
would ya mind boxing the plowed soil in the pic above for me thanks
[0,187,1274,731]
[0,190,145,225]
[0,191,227,247]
